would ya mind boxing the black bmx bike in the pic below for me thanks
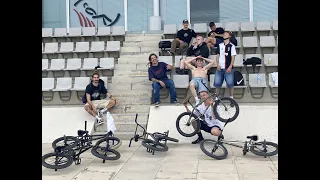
[42,108,121,171]
[176,90,239,137]
[200,118,278,160]
[128,113,179,155]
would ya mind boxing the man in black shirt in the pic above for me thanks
[82,71,117,125]
[169,19,197,56]
[206,22,225,51]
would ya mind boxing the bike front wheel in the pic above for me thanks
[94,136,122,150]
[200,139,228,160]
[176,112,201,137]
[42,152,73,170]
[213,97,239,123]
[250,140,278,157]
[91,137,121,160]
[52,136,80,150]
[141,139,168,152]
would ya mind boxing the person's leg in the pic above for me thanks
[189,79,199,104]
[206,37,215,50]
[84,103,97,117]
[192,121,211,144]
[225,69,234,98]
[214,69,224,98]
[163,79,178,103]
[152,82,162,105]
[179,42,189,55]
[170,39,180,55]
[210,126,222,136]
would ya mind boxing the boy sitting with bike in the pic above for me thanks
[183,90,223,144]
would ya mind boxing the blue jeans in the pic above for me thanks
[152,79,177,103]
[214,69,234,88]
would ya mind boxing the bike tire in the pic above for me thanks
[42,152,73,170]
[52,136,80,150]
[91,138,121,160]
[141,139,168,152]
[176,111,201,137]
[164,136,179,143]
[94,136,122,150]
[213,97,239,123]
[200,139,228,160]
[250,141,278,157]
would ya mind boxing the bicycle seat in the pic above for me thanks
[246,135,258,141]
[78,130,88,136]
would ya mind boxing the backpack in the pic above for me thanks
[158,40,171,50]
[243,57,262,73]
[230,33,237,46]
[234,70,244,86]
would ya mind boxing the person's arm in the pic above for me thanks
[148,68,157,81]
[200,44,210,58]
[165,62,173,70]
[203,58,216,70]
[192,29,197,37]
[85,85,93,107]
[184,57,197,70]
[175,30,183,43]
[228,45,237,70]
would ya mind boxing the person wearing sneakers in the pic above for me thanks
[183,90,223,144]
[82,70,117,125]
[148,53,178,107]
[214,31,236,99]
[184,56,215,105]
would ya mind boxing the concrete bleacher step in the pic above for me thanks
[116,96,151,105]
[115,64,137,71]
[120,47,159,53]
[114,70,148,76]
[112,76,149,83]
[108,82,151,90]
[123,41,158,47]
[108,89,152,97]
[125,33,163,37]
[120,52,159,56]
[117,57,150,64]
[125,35,162,41]
[110,105,150,114]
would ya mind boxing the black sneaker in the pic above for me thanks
[155,102,160,107]
[171,101,179,105]
[191,137,204,144]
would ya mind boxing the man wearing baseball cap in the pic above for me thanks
[206,22,225,51]
[168,19,197,56]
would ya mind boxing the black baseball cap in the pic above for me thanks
[209,22,216,27]
[182,19,189,24]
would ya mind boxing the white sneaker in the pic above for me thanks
[96,118,104,125]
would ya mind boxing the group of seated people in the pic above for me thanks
[149,19,237,107]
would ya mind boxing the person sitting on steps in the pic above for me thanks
[148,53,178,107]
[183,91,223,144]
[184,56,215,105]
[82,69,118,125]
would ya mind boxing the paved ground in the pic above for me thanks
[42,140,278,180]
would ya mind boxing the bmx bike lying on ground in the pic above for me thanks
[42,108,122,171]
[128,113,179,155]
[200,118,278,160]
[176,92,239,137]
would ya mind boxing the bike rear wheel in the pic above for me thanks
[91,137,121,160]
[213,97,239,123]
[52,136,80,150]
[200,139,228,160]
[141,139,168,151]
[176,112,201,137]
[94,136,122,150]
[42,152,73,170]
[250,140,278,157]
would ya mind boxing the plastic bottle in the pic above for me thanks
[268,56,272,64]
[257,73,261,85]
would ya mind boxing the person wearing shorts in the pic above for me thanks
[183,91,223,144]
[184,56,215,104]
[214,31,237,99]
[82,71,117,125]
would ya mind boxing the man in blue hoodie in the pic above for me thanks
[82,70,117,125]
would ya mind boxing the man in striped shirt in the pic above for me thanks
[213,31,236,99]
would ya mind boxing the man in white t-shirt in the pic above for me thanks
[183,90,223,144]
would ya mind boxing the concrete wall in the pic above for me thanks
[42,106,95,143]
[147,104,278,144]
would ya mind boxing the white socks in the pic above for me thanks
[95,115,102,121]
[195,97,200,104]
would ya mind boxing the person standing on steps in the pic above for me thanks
[148,53,178,107]
[82,69,118,125]
[182,91,223,144]
[168,19,197,56]
[214,31,237,99]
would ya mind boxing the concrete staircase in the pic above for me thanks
[93,34,162,140]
